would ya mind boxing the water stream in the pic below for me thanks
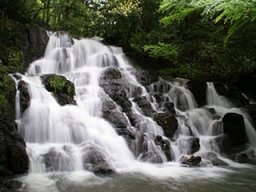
[11,32,256,192]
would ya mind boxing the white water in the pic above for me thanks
[12,32,256,191]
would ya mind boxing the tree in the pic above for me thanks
[159,0,256,43]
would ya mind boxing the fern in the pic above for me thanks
[159,0,256,42]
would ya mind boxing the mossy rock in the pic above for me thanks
[41,74,76,106]
[0,67,16,118]
[0,116,29,177]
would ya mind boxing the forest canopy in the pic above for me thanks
[1,0,256,80]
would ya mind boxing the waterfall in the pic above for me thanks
[13,31,256,178]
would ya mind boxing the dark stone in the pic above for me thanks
[162,101,176,114]
[82,147,115,174]
[148,80,172,93]
[187,137,200,154]
[133,69,159,87]
[0,117,29,176]
[24,27,49,65]
[151,93,163,103]
[214,134,232,154]
[153,112,178,139]
[200,152,228,166]
[214,82,250,107]
[180,155,202,167]
[186,80,207,107]
[102,99,128,128]
[102,98,135,143]
[155,135,172,161]
[222,112,247,147]
[139,152,163,164]
[43,146,73,172]
[177,137,200,155]
[235,152,249,164]
[0,180,24,192]
[18,80,30,114]
[100,67,142,113]
[133,96,156,117]
[41,74,76,106]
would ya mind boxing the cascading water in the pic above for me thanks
[12,31,256,192]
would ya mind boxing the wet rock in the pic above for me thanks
[162,101,176,114]
[133,96,156,117]
[139,152,163,164]
[133,69,159,87]
[18,80,31,114]
[41,74,76,106]
[100,67,140,113]
[43,146,74,172]
[177,137,200,155]
[222,112,247,147]
[186,80,207,107]
[180,155,202,167]
[82,147,115,174]
[102,98,135,143]
[214,82,248,107]
[53,31,74,47]
[235,152,250,164]
[155,135,172,161]
[0,117,29,176]
[200,152,228,167]
[151,93,163,103]
[233,149,256,164]
[24,27,49,65]
[187,137,200,154]
[214,134,231,154]
[102,99,128,128]
[0,180,24,192]
[153,112,178,139]
[148,80,172,93]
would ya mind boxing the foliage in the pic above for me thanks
[45,75,74,95]
[1,0,256,82]
[144,42,179,61]
[159,0,256,42]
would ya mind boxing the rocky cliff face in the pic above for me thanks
[0,23,48,177]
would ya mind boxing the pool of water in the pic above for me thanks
[17,164,256,192]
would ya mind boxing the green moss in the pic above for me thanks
[46,75,74,95]
[43,75,75,105]
[0,64,16,117]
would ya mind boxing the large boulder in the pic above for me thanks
[43,145,76,172]
[186,80,207,107]
[101,98,135,144]
[222,112,248,147]
[82,146,115,174]
[24,27,49,66]
[179,155,202,167]
[41,74,76,106]
[153,112,178,139]
[100,67,142,113]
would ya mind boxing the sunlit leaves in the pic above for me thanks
[159,0,256,41]
[144,42,179,61]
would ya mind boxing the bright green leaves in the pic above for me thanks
[144,43,179,61]
[159,0,256,41]
[159,0,202,25]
